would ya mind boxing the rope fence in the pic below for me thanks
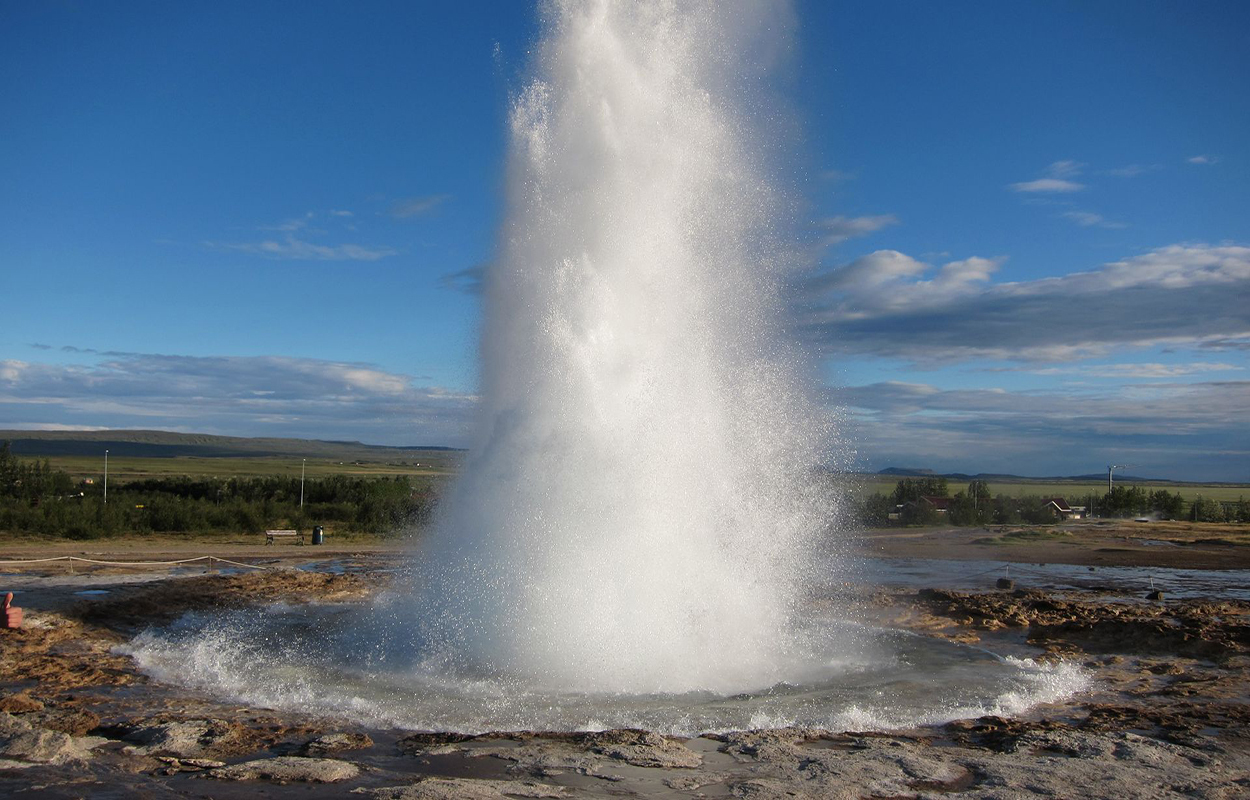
[0,555,267,570]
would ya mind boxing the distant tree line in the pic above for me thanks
[0,442,438,540]
[849,477,1249,527]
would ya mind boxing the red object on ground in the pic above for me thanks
[2,592,21,629]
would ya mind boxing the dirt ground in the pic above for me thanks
[2,525,1249,798]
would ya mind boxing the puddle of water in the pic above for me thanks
[853,556,1250,600]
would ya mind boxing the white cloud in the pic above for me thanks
[215,235,398,261]
[814,214,899,247]
[1,423,109,431]
[1045,160,1084,179]
[834,379,1249,481]
[1009,178,1085,193]
[391,195,450,218]
[260,218,310,232]
[329,209,354,217]
[1101,164,1157,178]
[1009,160,1089,193]
[0,360,27,381]
[439,263,488,295]
[1060,210,1128,229]
[1187,155,1219,165]
[0,352,475,446]
[805,250,927,298]
[1004,362,1243,379]
[801,244,1250,362]
[803,251,1002,315]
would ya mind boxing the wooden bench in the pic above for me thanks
[265,529,304,545]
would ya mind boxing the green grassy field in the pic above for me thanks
[852,476,1249,503]
[28,458,1250,501]
[39,455,456,484]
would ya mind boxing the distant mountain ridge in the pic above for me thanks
[0,429,461,461]
[875,466,1192,484]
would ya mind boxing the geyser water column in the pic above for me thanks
[412,0,838,694]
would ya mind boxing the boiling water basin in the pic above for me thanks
[121,599,1086,735]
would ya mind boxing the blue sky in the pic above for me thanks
[2,1,1247,480]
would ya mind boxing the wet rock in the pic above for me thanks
[0,613,138,691]
[1143,661,1185,676]
[0,711,105,765]
[355,778,567,799]
[665,773,729,791]
[573,729,701,768]
[23,706,100,736]
[122,718,247,758]
[729,778,802,799]
[467,739,600,776]
[154,755,227,774]
[302,731,373,756]
[910,588,1250,659]
[720,728,820,763]
[207,755,360,783]
[462,730,700,777]
[397,731,476,756]
[0,692,44,713]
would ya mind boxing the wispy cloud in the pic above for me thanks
[1187,155,1220,165]
[438,263,488,295]
[208,209,394,261]
[1045,160,1084,179]
[1060,210,1128,229]
[834,379,1249,481]
[2,423,110,432]
[212,235,398,261]
[1009,178,1085,193]
[0,352,475,446]
[814,214,899,247]
[259,215,312,232]
[1199,337,1250,352]
[1009,160,1087,193]
[801,243,1250,363]
[390,195,450,218]
[1101,163,1158,178]
[802,251,1002,312]
[987,362,1243,379]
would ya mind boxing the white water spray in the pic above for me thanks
[409,0,838,694]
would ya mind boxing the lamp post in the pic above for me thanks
[300,458,306,508]
[104,450,108,505]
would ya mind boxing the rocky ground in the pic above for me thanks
[2,545,1249,798]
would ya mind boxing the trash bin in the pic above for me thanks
[311,525,324,545]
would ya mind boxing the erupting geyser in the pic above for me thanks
[121,2,1093,732]
[409,0,839,694]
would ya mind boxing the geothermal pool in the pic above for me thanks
[121,598,1086,736]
